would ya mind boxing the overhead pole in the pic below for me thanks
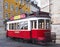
[49,0,52,17]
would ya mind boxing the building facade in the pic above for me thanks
[39,0,60,39]
[0,0,5,32]
[39,0,60,25]
[51,0,60,24]
[39,0,49,12]
[3,0,40,30]
[3,0,30,20]
[51,0,60,39]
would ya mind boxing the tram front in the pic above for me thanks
[30,17,52,45]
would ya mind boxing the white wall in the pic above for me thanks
[51,24,60,39]
[51,0,60,39]
[41,5,49,12]
[51,0,60,24]
[40,0,49,12]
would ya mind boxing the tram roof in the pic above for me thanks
[28,11,50,18]
[7,11,50,22]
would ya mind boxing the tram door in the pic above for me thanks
[30,20,37,39]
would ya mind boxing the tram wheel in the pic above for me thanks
[52,40,56,44]
[32,39,36,44]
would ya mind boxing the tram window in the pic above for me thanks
[23,22,28,30]
[12,23,14,30]
[9,23,16,30]
[13,23,15,30]
[16,23,19,30]
[13,23,16,30]
[9,23,13,30]
[31,20,37,29]
[38,19,44,29]
[19,21,28,30]
[9,21,28,30]
[19,22,24,29]
[9,24,12,30]
[12,23,15,30]
[46,20,50,29]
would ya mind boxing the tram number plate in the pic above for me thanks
[15,31,19,33]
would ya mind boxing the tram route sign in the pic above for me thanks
[10,14,26,20]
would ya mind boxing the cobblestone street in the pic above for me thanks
[0,31,60,47]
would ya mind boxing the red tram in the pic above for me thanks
[6,13,54,45]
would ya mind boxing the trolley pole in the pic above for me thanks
[49,0,51,17]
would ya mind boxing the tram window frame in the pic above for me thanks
[31,20,37,29]
[12,23,14,30]
[38,19,44,29]
[9,21,28,30]
[9,24,12,30]
[9,23,16,30]
[16,23,20,30]
[19,21,28,30]
[46,20,50,29]
[13,23,16,30]
[9,23,14,30]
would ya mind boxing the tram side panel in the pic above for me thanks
[7,30,31,39]
[31,29,51,42]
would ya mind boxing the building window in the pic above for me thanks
[25,11,28,14]
[19,0,24,5]
[15,7,18,12]
[19,0,22,4]
[10,13,14,17]
[20,9,24,14]
[25,0,30,2]
[4,2,8,9]
[26,0,30,2]
[5,13,8,20]
[10,4,14,11]
[15,0,19,2]
[26,4,30,8]
[25,0,30,5]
